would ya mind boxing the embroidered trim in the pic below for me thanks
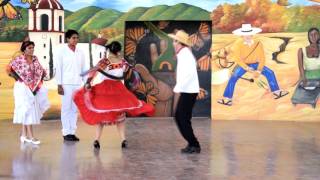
[100,113,126,125]
[108,62,125,70]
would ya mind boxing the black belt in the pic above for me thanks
[98,69,124,80]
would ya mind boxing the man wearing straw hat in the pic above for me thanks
[168,30,201,154]
[218,24,289,106]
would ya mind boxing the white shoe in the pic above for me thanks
[25,138,41,145]
[20,136,27,143]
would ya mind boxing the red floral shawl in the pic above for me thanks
[10,55,45,92]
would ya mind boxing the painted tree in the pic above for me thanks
[211,0,291,33]
[48,38,54,80]
[211,5,224,33]
[101,27,123,39]
[245,0,272,27]
[89,34,93,68]
[285,6,320,32]
[262,4,287,32]
[277,0,291,6]
[213,4,247,32]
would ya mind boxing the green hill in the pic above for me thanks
[148,3,210,20]
[109,7,148,29]
[155,3,190,20]
[79,9,123,32]
[108,4,209,28]
[138,5,169,20]
[175,6,210,20]
[64,10,73,18]
[65,6,103,30]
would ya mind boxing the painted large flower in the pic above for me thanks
[135,80,159,105]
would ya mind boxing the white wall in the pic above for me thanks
[28,10,34,30]
[54,10,64,32]
[35,9,52,31]
[38,42,106,89]
[92,44,107,65]
[29,32,63,71]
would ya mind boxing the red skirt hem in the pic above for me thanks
[73,80,154,125]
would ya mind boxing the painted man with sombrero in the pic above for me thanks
[168,30,201,154]
[218,24,289,106]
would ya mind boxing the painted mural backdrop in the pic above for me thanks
[210,0,320,120]
[0,0,320,120]
[124,21,211,117]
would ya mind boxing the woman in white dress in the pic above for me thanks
[6,41,50,145]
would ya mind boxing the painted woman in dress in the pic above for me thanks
[297,27,320,86]
[6,41,50,145]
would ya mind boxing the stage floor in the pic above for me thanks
[0,118,320,179]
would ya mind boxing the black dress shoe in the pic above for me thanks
[93,140,100,149]
[181,146,201,154]
[63,135,73,141]
[71,135,80,141]
[121,140,128,149]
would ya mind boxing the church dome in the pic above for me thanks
[35,0,64,10]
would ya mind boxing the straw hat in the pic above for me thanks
[168,30,192,47]
[232,24,262,36]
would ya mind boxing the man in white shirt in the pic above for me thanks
[168,30,201,154]
[55,30,86,141]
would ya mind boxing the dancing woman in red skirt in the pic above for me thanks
[73,41,155,149]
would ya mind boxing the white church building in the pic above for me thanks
[28,0,107,88]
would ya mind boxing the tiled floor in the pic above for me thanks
[0,118,320,180]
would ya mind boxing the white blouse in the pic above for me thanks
[98,62,126,81]
[174,47,200,93]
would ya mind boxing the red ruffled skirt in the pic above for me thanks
[73,80,155,125]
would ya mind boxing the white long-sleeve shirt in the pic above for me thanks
[173,47,200,93]
[54,44,87,85]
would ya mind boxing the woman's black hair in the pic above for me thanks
[308,27,320,44]
[20,41,35,52]
[65,29,79,39]
[105,41,122,55]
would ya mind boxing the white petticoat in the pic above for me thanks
[13,81,50,125]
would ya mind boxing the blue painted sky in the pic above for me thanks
[11,0,316,12]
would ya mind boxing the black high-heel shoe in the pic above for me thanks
[93,140,100,149]
[121,140,128,149]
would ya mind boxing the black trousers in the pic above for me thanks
[174,93,200,147]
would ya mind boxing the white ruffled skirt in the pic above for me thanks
[13,81,50,125]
